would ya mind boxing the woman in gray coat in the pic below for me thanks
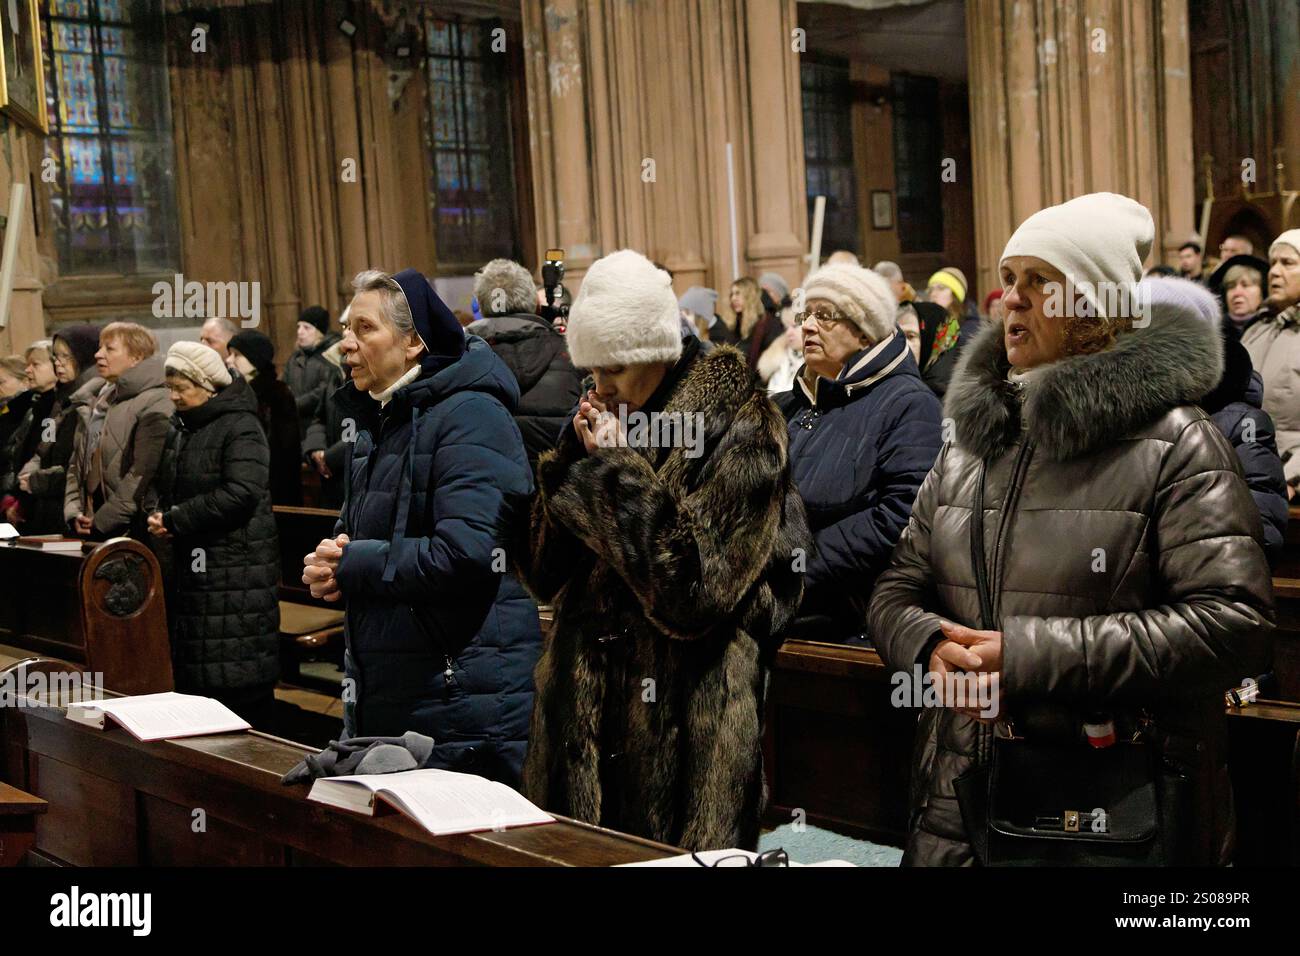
[869,193,1273,866]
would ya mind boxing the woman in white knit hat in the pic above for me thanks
[773,262,943,644]
[1241,230,1300,498]
[516,248,811,851]
[145,341,280,726]
[869,192,1272,867]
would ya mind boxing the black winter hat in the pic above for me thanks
[52,323,101,377]
[299,305,330,334]
[228,330,277,376]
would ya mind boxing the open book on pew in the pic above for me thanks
[66,692,251,741]
[306,768,554,837]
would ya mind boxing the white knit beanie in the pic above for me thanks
[166,341,231,392]
[565,249,682,369]
[1270,229,1300,257]
[800,263,897,342]
[1138,275,1220,326]
[1000,192,1154,320]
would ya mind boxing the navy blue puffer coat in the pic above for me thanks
[775,330,944,640]
[333,336,542,787]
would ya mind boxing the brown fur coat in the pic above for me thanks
[515,344,809,851]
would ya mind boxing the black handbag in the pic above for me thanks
[952,462,1189,866]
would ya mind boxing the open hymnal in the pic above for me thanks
[66,692,251,741]
[306,768,554,837]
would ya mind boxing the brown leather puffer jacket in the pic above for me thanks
[868,298,1275,867]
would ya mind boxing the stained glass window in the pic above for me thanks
[42,0,179,275]
[424,14,521,271]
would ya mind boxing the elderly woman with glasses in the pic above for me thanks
[773,263,943,644]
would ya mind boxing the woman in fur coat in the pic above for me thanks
[515,249,810,851]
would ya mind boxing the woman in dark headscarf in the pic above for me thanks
[16,325,101,532]
[897,300,963,397]
[227,330,303,506]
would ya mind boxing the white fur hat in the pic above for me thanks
[801,262,898,342]
[166,340,231,392]
[1000,192,1154,319]
[1270,229,1300,257]
[565,249,682,369]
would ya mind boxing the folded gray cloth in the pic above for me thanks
[281,731,436,785]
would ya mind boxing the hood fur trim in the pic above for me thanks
[944,305,1224,462]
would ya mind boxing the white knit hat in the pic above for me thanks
[565,249,682,369]
[800,262,898,342]
[166,341,231,392]
[1000,192,1154,320]
[1270,229,1300,257]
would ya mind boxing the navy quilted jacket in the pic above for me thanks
[333,336,542,787]
[775,331,944,639]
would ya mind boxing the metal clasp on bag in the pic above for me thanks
[1064,810,1080,832]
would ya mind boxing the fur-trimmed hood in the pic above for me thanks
[944,302,1224,462]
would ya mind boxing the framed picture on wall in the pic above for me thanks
[0,0,47,134]
[871,190,893,230]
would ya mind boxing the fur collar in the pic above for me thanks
[944,305,1224,462]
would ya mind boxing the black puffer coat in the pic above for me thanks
[467,311,584,467]
[286,332,342,434]
[155,377,280,693]
[19,367,98,533]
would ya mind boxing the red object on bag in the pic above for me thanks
[1083,714,1117,749]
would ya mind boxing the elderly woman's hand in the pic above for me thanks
[146,511,171,539]
[939,619,1003,672]
[574,389,623,454]
[303,534,350,602]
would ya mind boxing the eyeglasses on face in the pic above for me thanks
[794,309,848,330]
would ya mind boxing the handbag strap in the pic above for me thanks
[970,463,995,631]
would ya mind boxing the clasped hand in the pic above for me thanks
[302,533,350,602]
[928,620,1004,723]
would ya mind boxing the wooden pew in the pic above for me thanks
[0,664,679,867]
[763,640,913,845]
[0,537,171,696]
[272,506,345,687]
[0,781,47,866]
[764,639,1300,864]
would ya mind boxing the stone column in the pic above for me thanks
[966,0,1195,295]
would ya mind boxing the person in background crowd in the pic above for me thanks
[1219,235,1254,260]
[1242,229,1300,499]
[285,305,340,436]
[1146,264,1179,278]
[0,341,57,525]
[869,192,1273,867]
[717,276,761,351]
[199,317,237,362]
[516,249,809,851]
[873,260,915,303]
[758,307,802,393]
[1178,240,1209,283]
[827,250,861,266]
[17,325,101,533]
[302,268,541,787]
[1209,253,1269,340]
[1143,276,1287,565]
[468,258,584,468]
[0,356,30,460]
[148,342,279,727]
[983,288,1006,322]
[774,263,942,644]
[738,272,787,374]
[302,306,350,511]
[227,330,304,506]
[896,301,963,397]
[925,266,968,320]
[64,322,172,540]
[679,286,721,347]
